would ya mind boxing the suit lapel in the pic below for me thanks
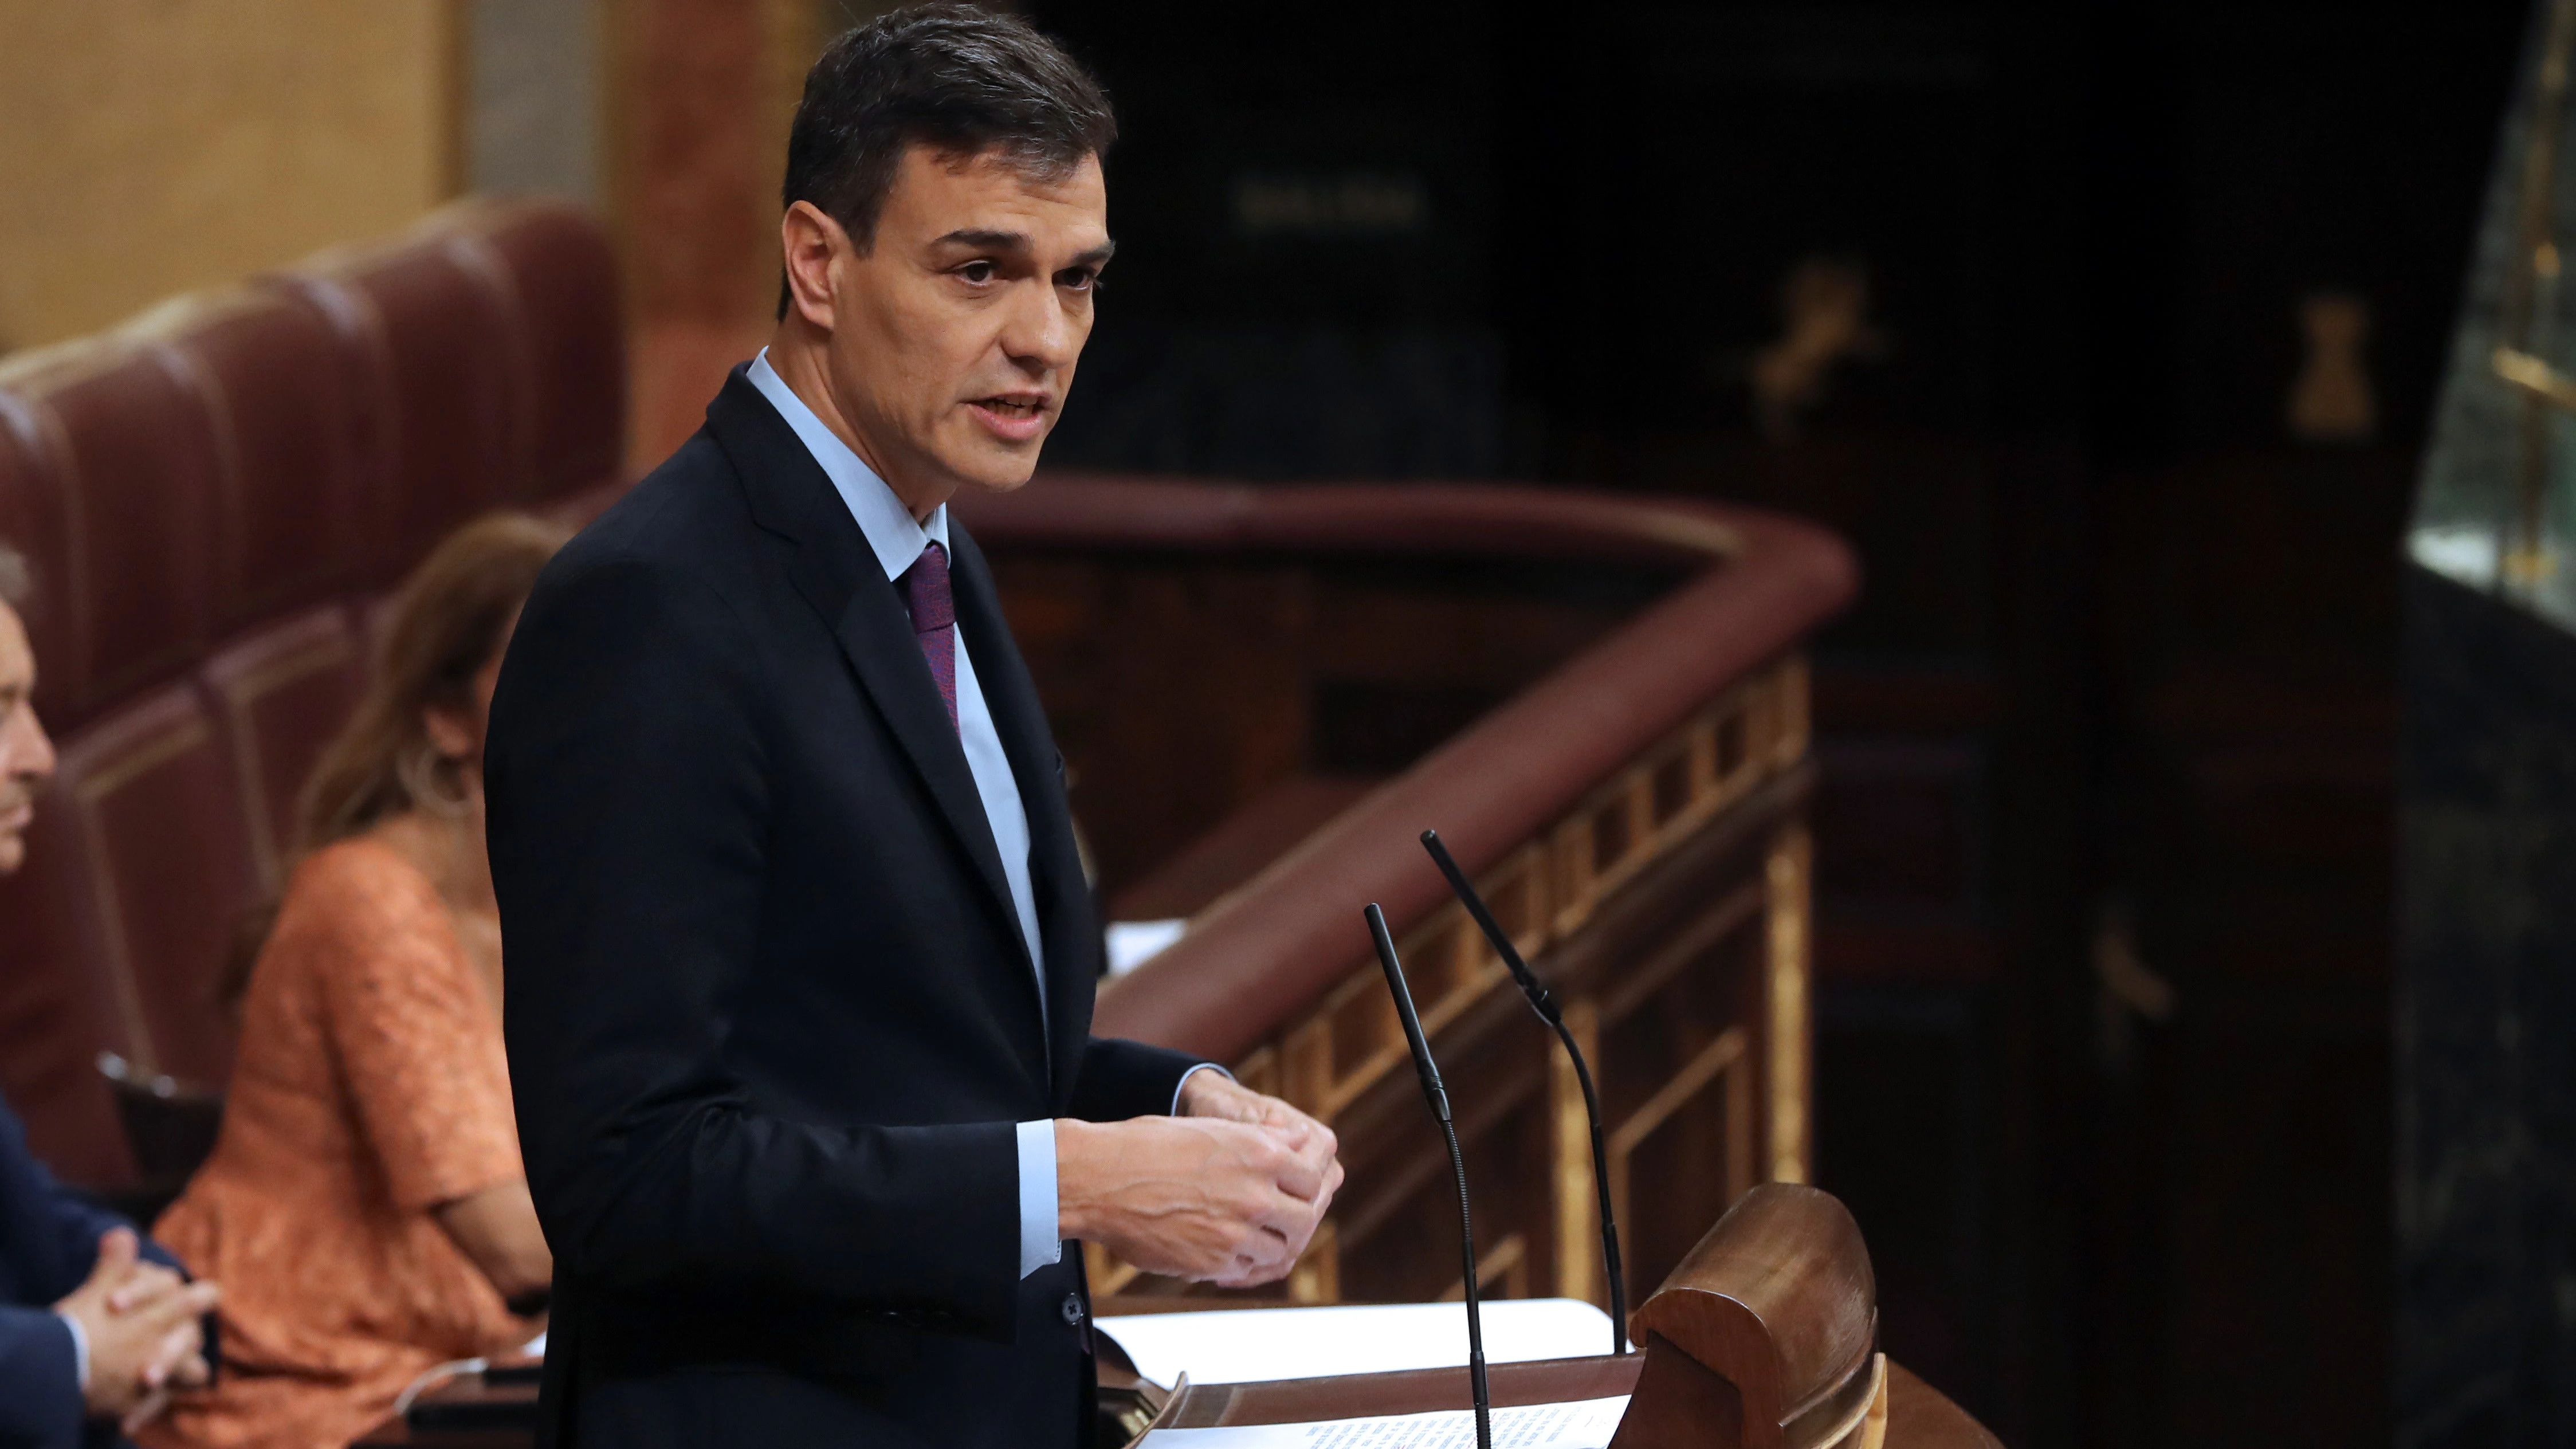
[948,526,1097,1091]
[704,370,1031,989]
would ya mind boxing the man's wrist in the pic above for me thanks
[52,1309,89,1394]
[1052,1117,1099,1243]
[1171,1062,1231,1116]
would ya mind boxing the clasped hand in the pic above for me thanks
[53,1226,221,1432]
[1056,1072,1344,1289]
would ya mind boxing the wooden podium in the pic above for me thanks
[1145,1356,1988,1448]
[1133,1185,1995,1449]
[364,1186,1997,1448]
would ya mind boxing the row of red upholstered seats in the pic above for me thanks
[0,199,630,1186]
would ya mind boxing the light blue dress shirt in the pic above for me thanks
[747,352,1223,1281]
[748,352,1062,1278]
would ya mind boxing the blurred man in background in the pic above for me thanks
[0,541,219,1448]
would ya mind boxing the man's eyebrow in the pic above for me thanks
[934,228,1032,251]
[930,229,1116,266]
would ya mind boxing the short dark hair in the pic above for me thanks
[783,5,1114,279]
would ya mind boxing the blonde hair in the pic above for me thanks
[296,512,569,850]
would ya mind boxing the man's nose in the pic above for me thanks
[999,281,1078,372]
[9,706,56,784]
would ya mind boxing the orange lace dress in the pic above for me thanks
[142,838,537,1449]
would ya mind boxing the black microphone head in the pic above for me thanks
[1418,829,1556,1018]
[1364,902,1448,1112]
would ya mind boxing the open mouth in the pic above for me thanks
[968,394,1054,442]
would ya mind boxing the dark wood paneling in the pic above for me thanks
[1020,0,2529,1440]
[994,553,1666,894]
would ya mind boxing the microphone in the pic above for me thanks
[1365,902,1493,1449]
[1419,828,1628,1356]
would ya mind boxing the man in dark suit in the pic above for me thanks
[0,544,219,1449]
[486,9,1343,1446]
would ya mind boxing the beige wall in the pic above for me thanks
[0,0,461,354]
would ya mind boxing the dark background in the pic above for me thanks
[1023,1,2534,1443]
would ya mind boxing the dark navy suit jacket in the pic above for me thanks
[0,1095,182,1449]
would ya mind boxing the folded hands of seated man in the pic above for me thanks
[1056,1074,1344,1290]
[53,1226,220,1432]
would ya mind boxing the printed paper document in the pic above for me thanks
[1137,1393,1629,1448]
[1098,1299,1615,1388]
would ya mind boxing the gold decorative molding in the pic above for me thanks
[1551,994,1603,1309]
[1256,653,1811,1130]
[1288,1218,1340,1305]
[1083,1239,1142,1298]
[1607,1026,1751,1239]
[1765,826,1813,1184]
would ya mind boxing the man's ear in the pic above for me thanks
[424,705,476,762]
[781,201,851,332]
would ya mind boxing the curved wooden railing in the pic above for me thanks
[960,478,1855,1051]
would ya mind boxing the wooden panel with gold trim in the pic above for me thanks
[1090,654,1818,1309]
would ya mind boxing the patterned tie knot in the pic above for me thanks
[902,540,954,634]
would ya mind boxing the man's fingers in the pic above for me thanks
[1243,1128,1323,1201]
[119,1388,171,1436]
[168,1350,212,1389]
[140,1321,201,1389]
[93,1226,139,1281]
[1232,1227,1295,1283]
[1245,1179,1318,1239]
[1293,1130,1337,1182]
[108,1263,185,1314]
[133,1280,221,1333]
[1270,1154,1325,1203]
[1255,1098,1310,1140]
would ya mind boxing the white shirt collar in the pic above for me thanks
[746,348,948,583]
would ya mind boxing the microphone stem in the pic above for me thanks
[1442,1114,1492,1449]
[1418,830,1628,1355]
[1552,1018,1627,1354]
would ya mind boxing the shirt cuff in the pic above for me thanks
[53,1309,89,1394]
[1170,1062,1232,1116]
[1015,1119,1062,1279]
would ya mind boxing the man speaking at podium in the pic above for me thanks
[485,8,1342,1445]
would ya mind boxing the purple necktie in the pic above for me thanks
[900,541,959,733]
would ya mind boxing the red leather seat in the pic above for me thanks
[52,685,258,1093]
[472,202,627,501]
[0,344,219,724]
[200,606,367,890]
[288,229,527,579]
[156,289,373,634]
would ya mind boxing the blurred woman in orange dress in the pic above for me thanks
[143,514,568,1449]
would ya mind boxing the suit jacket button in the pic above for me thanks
[1061,1293,1085,1326]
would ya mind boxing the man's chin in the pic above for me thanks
[938,438,1048,495]
[0,833,28,877]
